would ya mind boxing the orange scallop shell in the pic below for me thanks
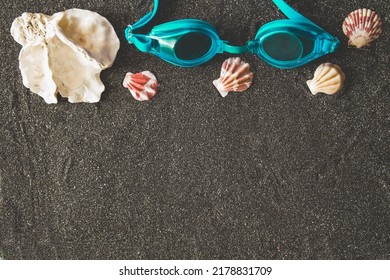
[213,57,254,97]
[123,71,158,101]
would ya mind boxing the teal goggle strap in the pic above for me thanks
[273,0,318,27]
[125,0,159,52]
[125,0,320,31]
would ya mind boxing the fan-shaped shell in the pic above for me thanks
[306,63,345,95]
[123,71,158,101]
[342,8,382,48]
[213,57,253,97]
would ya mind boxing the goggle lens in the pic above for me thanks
[174,32,212,60]
[262,33,303,61]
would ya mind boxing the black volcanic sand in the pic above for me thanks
[0,0,389,259]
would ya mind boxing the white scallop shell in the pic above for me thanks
[213,57,254,98]
[306,63,345,95]
[10,9,120,104]
[342,8,382,48]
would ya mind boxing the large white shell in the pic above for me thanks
[342,8,382,48]
[306,63,345,95]
[213,57,253,98]
[10,9,120,104]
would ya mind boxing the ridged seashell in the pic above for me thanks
[213,57,253,97]
[342,8,382,48]
[10,9,120,104]
[306,63,345,95]
[123,71,158,101]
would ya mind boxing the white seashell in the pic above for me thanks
[55,9,119,69]
[213,57,254,98]
[10,9,120,104]
[123,71,158,101]
[10,12,53,46]
[306,63,345,95]
[342,8,382,48]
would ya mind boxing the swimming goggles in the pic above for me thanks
[125,0,339,69]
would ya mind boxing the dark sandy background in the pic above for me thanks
[0,0,389,259]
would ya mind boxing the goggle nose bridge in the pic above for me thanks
[222,41,259,54]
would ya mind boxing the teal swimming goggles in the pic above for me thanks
[125,0,339,69]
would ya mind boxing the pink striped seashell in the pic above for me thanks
[213,57,254,97]
[123,71,158,101]
[342,8,382,48]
